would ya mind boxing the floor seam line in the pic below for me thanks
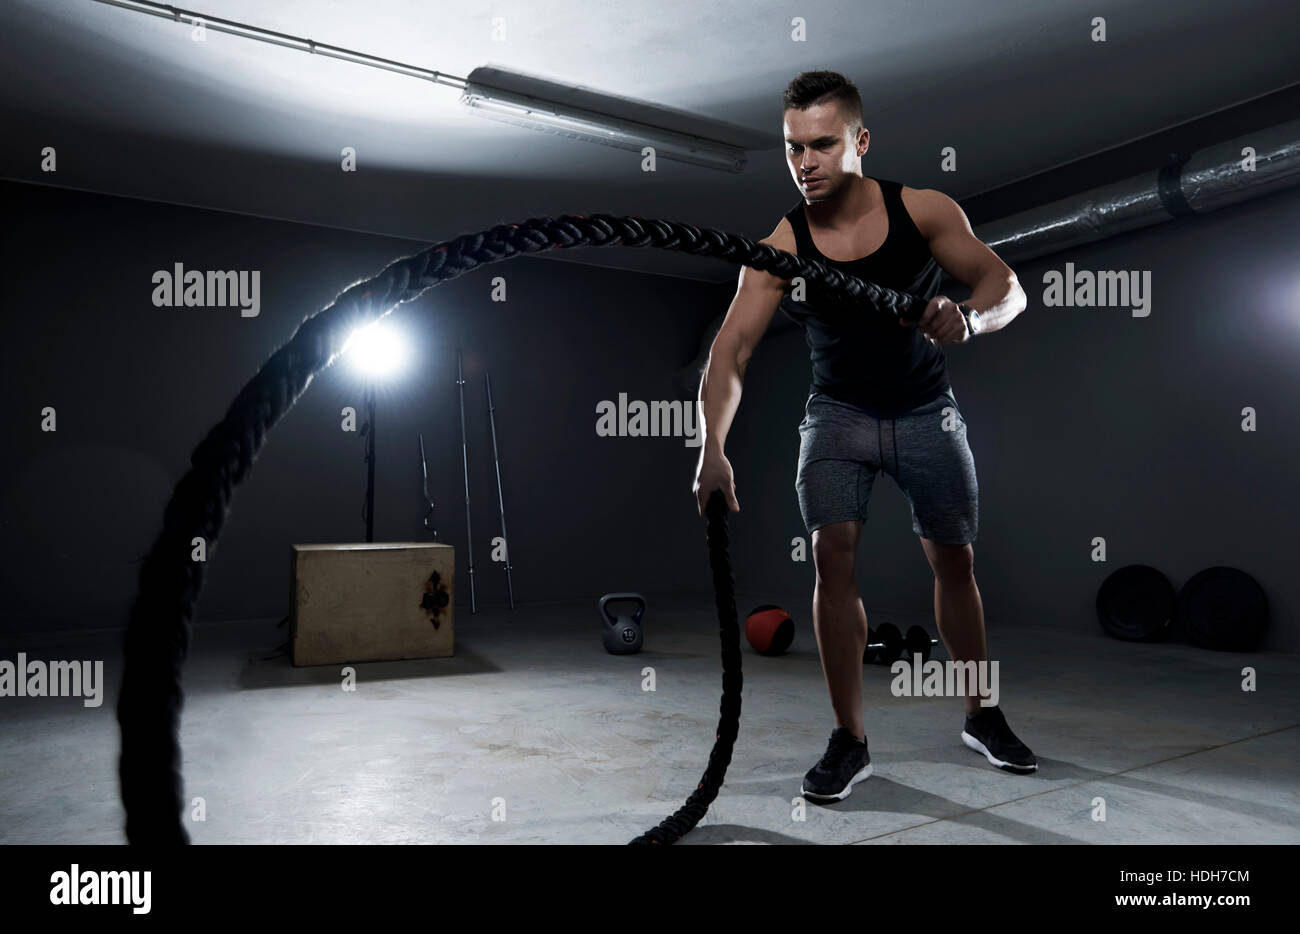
[841,722,1300,844]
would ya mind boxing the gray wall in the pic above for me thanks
[3,178,1296,653]
[0,180,718,632]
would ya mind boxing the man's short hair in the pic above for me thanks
[782,71,864,134]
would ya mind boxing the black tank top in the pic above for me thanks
[781,177,949,418]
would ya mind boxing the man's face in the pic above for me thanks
[783,103,867,202]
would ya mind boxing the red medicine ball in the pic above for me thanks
[746,605,794,656]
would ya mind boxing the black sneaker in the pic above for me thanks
[801,727,872,801]
[961,706,1038,773]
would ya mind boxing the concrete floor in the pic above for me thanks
[2,592,1297,845]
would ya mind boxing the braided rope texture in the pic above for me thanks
[627,491,740,845]
[115,213,925,845]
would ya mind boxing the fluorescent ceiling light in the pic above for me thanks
[460,66,778,174]
[461,95,747,172]
[89,3,780,173]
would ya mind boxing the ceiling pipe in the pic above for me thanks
[981,116,1300,264]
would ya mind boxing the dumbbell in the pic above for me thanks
[863,623,939,665]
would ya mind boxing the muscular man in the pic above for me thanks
[693,70,1037,803]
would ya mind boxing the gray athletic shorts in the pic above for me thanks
[795,387,978,544]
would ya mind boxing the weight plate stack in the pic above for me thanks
[1096,564,1176,642]
[1178,566,1268,651]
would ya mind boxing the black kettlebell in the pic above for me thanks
[599,593,646,655]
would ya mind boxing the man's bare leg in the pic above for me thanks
[811,520,868,740]
[919,538,988,715]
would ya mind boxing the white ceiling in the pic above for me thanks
[3,0,1298,282]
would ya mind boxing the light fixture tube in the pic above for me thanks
[460,87,749,173]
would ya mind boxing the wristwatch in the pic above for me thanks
[958,302,981,337]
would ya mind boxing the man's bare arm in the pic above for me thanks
[693,219,793,513]
[907,188,1027,336]
[700,222,792,452]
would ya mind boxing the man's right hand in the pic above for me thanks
[693,446,740,516]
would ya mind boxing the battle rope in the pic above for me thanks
[115,213,926,845]
[627,490,739,844]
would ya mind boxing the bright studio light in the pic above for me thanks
[344,320,409,380]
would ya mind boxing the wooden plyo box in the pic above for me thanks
[290,542,455,667]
